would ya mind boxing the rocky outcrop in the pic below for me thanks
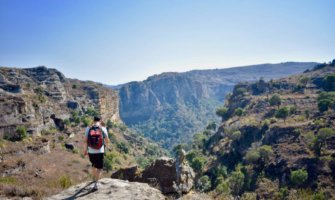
[47,178,166,200]
[0,66,121,137]
[111,157,195,194]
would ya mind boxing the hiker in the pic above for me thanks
[83,116,109,190]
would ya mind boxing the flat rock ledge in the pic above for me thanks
[47,178,166,200]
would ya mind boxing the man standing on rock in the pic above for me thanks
[83,116,109,190]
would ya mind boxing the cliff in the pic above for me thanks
[0,66,120,137]
[119,62,318,148]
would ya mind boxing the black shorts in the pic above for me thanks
[88,153,104,169]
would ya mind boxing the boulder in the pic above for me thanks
[112,157,195,194]
[67,100,79,109]
[111,166,140,181]
[65,143,75,150]
[46,178,166,200]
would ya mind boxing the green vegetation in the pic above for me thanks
[81,116,92,127]
[216,106,229,121]
[41,127,58,135]
[59,175,72,189]
[235,107,244,117]
[317,92,335,112]
[116,142,129,154]
[275,106,289,122]
[197,175,211,192]
[290,169,308,187]
[4,126,27,142]
[314,128,335,156]
[229,167,245,196]
[269,94,281,108]
[190,156,206,173]
[323,74,335,91]
[0,176,17,185]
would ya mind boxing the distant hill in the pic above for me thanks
[119,62,318,148]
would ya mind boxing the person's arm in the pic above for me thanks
[83,128,89,156]
[103,127,109,147]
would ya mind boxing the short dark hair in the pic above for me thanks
[93,116,101,122]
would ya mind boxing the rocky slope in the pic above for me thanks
[0,66,120,137]
[184,61,335,199]
[119,62,318,148]
[0,66,167,199]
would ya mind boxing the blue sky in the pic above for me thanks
[0,0,334,85]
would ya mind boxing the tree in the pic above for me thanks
[245,149,260,164]
[290,169,308,187]
[216,106,229,121]
[324,74,335,91]
[269,94,281,108]
[317,92,335,112]
[235,107,244,117]
[275,107,289,122]
[229,169,245,196]
[314,128,335,156]
[191,156,206,172]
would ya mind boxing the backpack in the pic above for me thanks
[87,125,105,149]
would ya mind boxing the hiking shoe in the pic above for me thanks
[92,182,98,191]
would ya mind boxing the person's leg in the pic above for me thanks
[92,167,97,182]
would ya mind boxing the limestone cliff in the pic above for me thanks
[0,66,120,137]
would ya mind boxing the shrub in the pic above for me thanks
[313,191,325,200]
[229,169,245,196]
[58,136,64,141]
[259,145,273,160]
[216,180,230,194]
[72,84,77,89]
[191,156,206,172]
[304,110,310,119]
[269,94,281,108]
[85,107,99,117]
[107,119,115,129]
[323,74,335,91]
[59,175,72,189]
[290,169,308,187]
[206,121,217,130]
[41,127,58,136]
[104,152,114,171]
[275,107,289,122]
[5,126,27,142]
[116,142,129,154]
[230,130,242,141]
[216,106,229,121]
[245,149,260,164]
[197,175,211,192]
[235,107,244,117]
[314,128,335,156]
[63,118,70,126]
[299,77,309,85]
[81,117,92,127]
[317,92,335,112]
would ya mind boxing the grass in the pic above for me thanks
[59,175,72,189]
[0,177,17,185]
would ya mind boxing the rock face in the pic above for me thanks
[47,178,166,200]
[0,66,120,137]
[118,62,318,148]
[111,157,195,194]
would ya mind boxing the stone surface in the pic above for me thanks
[112,157,195,194]
[47,178,166,200]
